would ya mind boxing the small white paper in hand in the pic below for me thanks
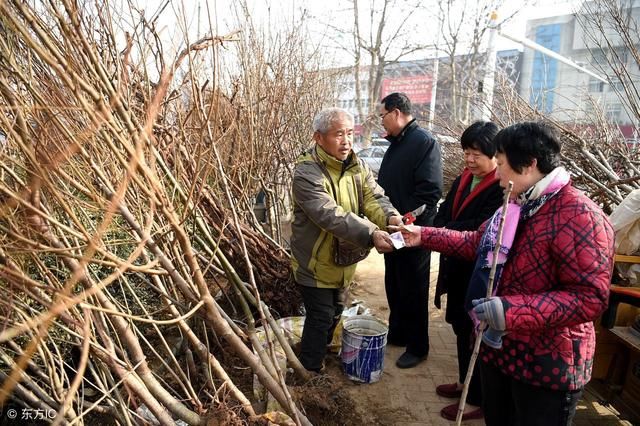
[390,231,405,249]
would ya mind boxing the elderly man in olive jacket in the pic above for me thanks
[291,107,402,372]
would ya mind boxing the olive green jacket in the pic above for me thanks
[291,145,399,288]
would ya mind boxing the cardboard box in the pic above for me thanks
[621,351,640,421]
[592,307,637,381]
[592,340,626,381]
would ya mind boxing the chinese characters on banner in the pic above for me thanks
[381,76,433,104]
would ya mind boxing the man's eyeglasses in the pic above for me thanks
[380,110,394,120]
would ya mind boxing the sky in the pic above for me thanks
[123,0,585,68]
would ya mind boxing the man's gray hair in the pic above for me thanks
[312,108,354,134]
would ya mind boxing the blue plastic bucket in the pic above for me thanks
[341,315,388,383]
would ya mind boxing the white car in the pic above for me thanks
[370,137,391,148]
[353,137,390,153]
[357,146,387,177]
[434,133,458,144]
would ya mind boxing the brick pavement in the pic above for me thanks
[343,250,629,425]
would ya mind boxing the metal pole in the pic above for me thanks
[428,56,439,131]
[498,30,607,83]
[428,9,443,131]
[481,11,499,121]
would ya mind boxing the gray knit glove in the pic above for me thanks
[472,297,507,349]
[472,297,506,330]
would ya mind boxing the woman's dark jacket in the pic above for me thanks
[433,168,503,326]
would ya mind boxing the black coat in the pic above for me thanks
[378,120,443,226]
[433,170,503,326]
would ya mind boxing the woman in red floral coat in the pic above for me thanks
[396,122,615,425]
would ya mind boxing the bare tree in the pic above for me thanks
[318,0,434,144]
[0,1,337,424]
[436,0,519,125]
[577,0,640,133]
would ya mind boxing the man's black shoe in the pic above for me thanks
[395,352,427,369]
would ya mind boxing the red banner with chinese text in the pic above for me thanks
[381,76,432,104]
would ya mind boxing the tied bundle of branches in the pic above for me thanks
[490,75,640,213]
[0,1,333,424]
[434,67,639,211]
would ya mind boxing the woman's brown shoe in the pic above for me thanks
[440,403,484,421]
[435,383,463,399]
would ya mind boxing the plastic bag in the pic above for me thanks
[328,303,371,353]
[253,317,305,413]
[611,189,640,254]
[610,189,640,284]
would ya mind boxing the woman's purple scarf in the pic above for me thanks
[465,167,571,322]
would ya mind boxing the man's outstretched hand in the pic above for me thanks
[387,215,404,227]
[372,230,394,253]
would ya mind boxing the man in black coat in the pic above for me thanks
[377,92,443,368]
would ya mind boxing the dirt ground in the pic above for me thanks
[314,250,632,426]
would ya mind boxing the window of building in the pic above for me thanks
[584,102,594,116]
[589,48,607,66]
[589,47,629,67]
[606,103,622,122]
[611,81,625,92]
[613,47,628,64]
[529,24,561,113]
[589,78,605,92]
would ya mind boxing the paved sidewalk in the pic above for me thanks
[343,251,628,425]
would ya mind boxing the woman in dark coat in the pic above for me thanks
[433,121,503,421]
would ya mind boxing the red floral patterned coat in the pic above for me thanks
[421,184,614,390]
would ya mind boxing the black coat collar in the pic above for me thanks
[385,119,418,144]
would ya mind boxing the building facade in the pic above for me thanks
[332,3,639,142]
[333,51,521,143]
[518,2,640,140]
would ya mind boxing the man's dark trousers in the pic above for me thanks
[299,285,345,371]
[384,248,430,357]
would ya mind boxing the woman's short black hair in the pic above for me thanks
[494,122,562,174]
[380,92,412,114]
[460,121,499,157]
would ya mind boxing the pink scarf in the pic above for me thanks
[465,167,571,316]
